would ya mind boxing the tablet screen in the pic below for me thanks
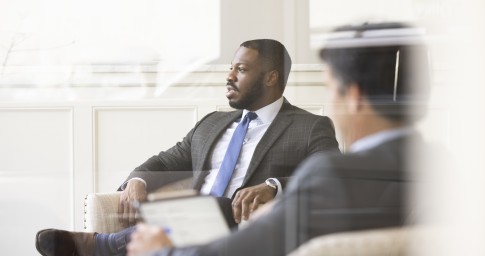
[139,195,230,246]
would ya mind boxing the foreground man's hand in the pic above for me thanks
[118,179,147,226]
[232,182,277,223]
[127,223,174,256]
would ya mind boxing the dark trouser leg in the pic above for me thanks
[95,226,136,256]
[215,196,238,230]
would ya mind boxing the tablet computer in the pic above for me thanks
[139,194,230,247]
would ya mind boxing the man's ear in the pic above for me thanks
[346,83,363,113]
[265,70,278,87]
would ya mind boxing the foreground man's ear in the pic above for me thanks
[346,83,364,114]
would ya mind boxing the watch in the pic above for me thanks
[265,178,278,192]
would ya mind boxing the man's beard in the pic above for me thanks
[229,75,265,110]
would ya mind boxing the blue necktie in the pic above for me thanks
[210,112,258,197]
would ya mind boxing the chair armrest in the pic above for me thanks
[84,177,194,234]
[287,226,421,256]
[152,177,193,193]
[84,192,128,234]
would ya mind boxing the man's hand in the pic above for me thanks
[231,182,277,224]
[118,179,147,227]
[127,223,173,256]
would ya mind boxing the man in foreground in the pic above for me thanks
[127,21,434,256]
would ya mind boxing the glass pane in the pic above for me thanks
[0,0,220,88]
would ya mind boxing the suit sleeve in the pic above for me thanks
[308,116,340,155]
[119,112,216,192]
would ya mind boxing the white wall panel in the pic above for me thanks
[0,108,73,255]
[0,109,73,172]
[93,107,198,192]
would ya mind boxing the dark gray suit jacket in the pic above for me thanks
[121,99,340,193]
[153,132,425,256]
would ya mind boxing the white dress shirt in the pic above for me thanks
[200,97,284,197]
[350,127,413,153]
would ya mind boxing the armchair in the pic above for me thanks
[84,177,193,234]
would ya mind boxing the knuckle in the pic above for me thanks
[241,197,252,204]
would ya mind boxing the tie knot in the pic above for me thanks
[246,112,258,121]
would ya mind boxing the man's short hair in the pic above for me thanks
[240,39,292,91]
[319,22,431,123]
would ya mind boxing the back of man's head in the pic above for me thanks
[319,22,431,123]
[240,39,292,91]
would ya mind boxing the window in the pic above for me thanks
[0,0,220,87]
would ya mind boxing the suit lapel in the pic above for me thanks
[194,110,242,188]
[242,101,293,185]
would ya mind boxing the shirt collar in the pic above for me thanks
[242,97,283,124]
[350,126,413,153]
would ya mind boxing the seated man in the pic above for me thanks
[117,39,339,229]
[125,21,437,256]
[35,39,340,255]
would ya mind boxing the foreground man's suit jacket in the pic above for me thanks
[121,98,340,193]
[154,132,429,256]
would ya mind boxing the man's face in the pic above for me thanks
[226,46,267,110]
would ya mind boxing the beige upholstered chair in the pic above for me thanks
[84,191,126,233]
[84,178,193,233]
[287,226,430,256]
[84,181,424,255]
